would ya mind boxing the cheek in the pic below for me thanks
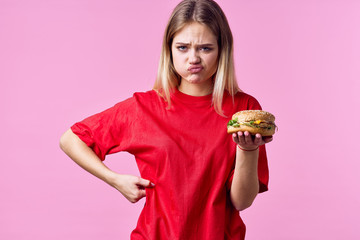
[207,54,219,70]
[172,53,185,71]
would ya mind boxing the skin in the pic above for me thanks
[231,132,273,210]
[59,129,154,203]
[172,22,218,96]
[59,21,273,211]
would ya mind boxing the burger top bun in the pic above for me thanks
[227,110,277,136]
[232,110,275,123]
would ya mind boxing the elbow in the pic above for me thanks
[233,199,255,211]
[231,187,258,211]
[59,129,72,152]
[59,133,65,151]
[231,179,259,211]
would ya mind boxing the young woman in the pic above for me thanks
[60,0,273,239]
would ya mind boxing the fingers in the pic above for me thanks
[137,177,155,188]
[138,189,146,200]
[115,175,155,204]
[128,190,146,204]
[253,133,262,145]
[233,131,253,145]
[126,177,154,203]
[232,131,273,150]
[263,136,273,143]
[243,131,253,144]
[232,132,242,145]
[128,178,154,203]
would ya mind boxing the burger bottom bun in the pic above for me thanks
[227,125,275,136]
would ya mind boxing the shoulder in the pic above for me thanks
[222,91,262,116]
[234,91,262,110]
[132,90,165,106]
[112,90,167,114]
[113,90,160,107]
[133,89,158,99]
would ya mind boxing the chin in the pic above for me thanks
[185,76,207,84]
[187,79,202,84]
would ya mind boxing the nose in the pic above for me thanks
[189,49,200,64]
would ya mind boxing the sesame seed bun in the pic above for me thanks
[227,110,276,136]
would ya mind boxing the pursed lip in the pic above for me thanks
[187,65,203,73]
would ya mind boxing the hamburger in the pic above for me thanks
[227,110,277,136]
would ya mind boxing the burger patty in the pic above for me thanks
[228,118,276,130]
[242,122,275,129]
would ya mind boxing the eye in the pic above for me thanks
[200,47,212,52]
[177,46,187,51]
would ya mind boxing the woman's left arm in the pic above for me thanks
[230,131,272,211]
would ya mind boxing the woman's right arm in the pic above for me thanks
[59,129,154,203]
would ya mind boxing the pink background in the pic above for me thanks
[1,0,359,239]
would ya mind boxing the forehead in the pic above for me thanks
[173,22,217,44]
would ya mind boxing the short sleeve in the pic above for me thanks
[71,96,137,161]
[226,93,270,193]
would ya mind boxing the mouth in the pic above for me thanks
[188,65,203,73]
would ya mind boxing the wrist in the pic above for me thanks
[235,145,259,170]
[237,145,259,152]
[104,170,119,186]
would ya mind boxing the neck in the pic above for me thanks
[178,80,214,96]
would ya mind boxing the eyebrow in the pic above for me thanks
[174,42,215,47]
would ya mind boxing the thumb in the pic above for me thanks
[137,178,155,188]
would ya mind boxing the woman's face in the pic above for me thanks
[171,22,219,88]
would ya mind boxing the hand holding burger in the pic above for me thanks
[228,110,277,151]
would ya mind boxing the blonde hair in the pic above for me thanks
[153,0,240,116]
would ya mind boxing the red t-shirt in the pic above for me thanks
[71,89,269,240]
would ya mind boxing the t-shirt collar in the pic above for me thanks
[172,87,213,103]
